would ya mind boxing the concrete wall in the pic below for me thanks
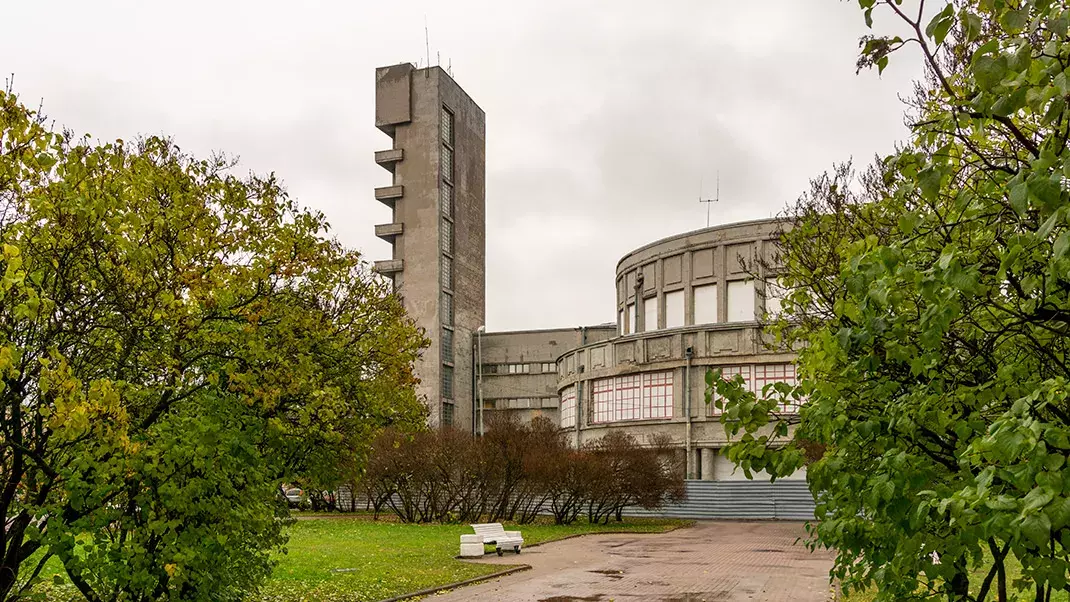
[615,218,783,335]
[554,219,803,482]
[477,326,615,427]
[373,64,485,431]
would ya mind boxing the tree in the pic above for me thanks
[0,90,426,601]
[709,1,1070,600]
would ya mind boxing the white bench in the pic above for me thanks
[470,523,524,556]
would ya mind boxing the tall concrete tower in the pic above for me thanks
[373,63,486,431]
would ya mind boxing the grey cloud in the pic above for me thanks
[2,0,922,331]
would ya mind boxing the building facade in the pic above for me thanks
[373,63,486,430]
[552,219,801,482]
[369,65,801,485]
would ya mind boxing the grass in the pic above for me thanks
[26,514,689,602]
[258,515,689,602]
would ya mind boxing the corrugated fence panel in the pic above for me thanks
[623,480,816,521]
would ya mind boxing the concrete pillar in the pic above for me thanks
[701,448,716,481]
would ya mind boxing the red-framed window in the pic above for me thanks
[753,363,799,413]
[642,371,673,419]
[707,365,751,416]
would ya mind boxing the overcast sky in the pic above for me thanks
[2,1,921,331]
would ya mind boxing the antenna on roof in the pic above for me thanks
[698,171,720,228]
[424,16,431,76]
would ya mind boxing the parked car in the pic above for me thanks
[284,488,305,509]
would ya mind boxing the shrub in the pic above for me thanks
[359,419,685,524]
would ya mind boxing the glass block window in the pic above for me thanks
[694,284,718,324]
[665,290,684,328]
[441,328,454,364]
[442,365,454,399]
[441,219,453,253]
[643,297,657,332]
[441,292,453,326]
[764,278,787,318]
[441,401,454,427]
[441,146,453,182]
[440,181,453,217]
[441,106,454,145]
[441,255,453,290]
[560,386,577,429]
[727,280,755,322]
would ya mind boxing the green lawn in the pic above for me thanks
[29,515,688,602]
[258,515,688,602]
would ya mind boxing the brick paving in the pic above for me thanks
[429,521,835,602]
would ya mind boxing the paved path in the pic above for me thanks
[429,521,834,602]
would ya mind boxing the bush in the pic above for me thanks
[359,417,685,525]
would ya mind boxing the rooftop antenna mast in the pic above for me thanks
[699,171,720,228]
[424,17,430,73]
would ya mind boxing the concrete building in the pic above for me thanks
[553,219,801,482]
[373,63,485,431]
[477,326,616,426]
[369,65,801,488]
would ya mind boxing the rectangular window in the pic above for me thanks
[764,278,786,318]
[481,364,497,374]
[618,309,625,335]
[592,379,614,424]
[590,371,674,424]
[442,365,454,399]
[615,374,641,421]
[441,219,453,254]
[665,290,684,328]
[627,303,636,335]
[707,365,752,416]
[560,386,577,428]
[440,181,453,217]
[441,402,454,427]
[441,292,453,326]
[507,363,530,374]
[726,280,755,322]
[441,255,453,290]
[753,363,799,412]
[441,328,453,364]
[642,371,673,418]
[440,106,454,145]
[694,284,718,324]
[441,145,453,182]
[540,362,555,372]
[643,297,657,332]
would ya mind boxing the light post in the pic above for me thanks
[476,325,485,436]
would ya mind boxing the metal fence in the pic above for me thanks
[622,480,816,521]
[318,480,816,521]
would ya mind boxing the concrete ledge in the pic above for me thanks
[373,259,403,274]
[374,222,403,241]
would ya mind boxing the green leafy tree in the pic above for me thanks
[0,90,426,601]
[707,1,1070,600]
